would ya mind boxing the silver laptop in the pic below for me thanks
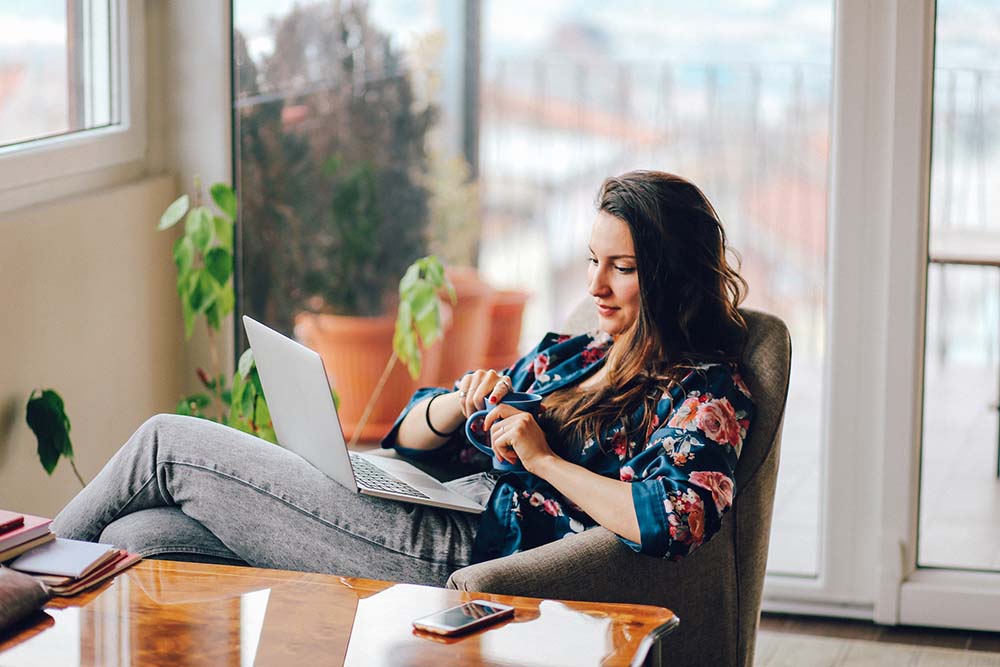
[243,316,484,514]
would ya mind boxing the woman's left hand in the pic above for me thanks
[483,404,556,475]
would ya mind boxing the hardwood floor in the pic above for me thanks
[760,612,1000,653]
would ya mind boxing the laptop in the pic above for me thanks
[243,316,484,514]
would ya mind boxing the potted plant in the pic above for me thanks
[235,2,441,440]
[423,150,530,378]
[157,180,275,442]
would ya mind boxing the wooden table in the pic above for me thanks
[0,560,678,666]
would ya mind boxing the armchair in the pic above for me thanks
[445,307,791,666]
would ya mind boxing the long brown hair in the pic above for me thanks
[542,171,748,453]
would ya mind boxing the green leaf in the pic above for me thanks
[255,395,272,432]
[230,371,246,411]
[158,194,190,230]
[414,305,441,347]
[408,282,437,320]
[173,236,195,274]
[398,263,421,295]
[423,256,446,288]
[189,271,220,313]
[250,367,265,399]
[181,298,196,340]
[205,301,222,331]
[241,383,255,419]
[237,349,255,378]
[257,422,278,445]
[176,393,211,418]
[185,207,213,252]
[210,183,237,220]
[25,389,73,475]
[215,283,235,318]
[205,247,232,285]
[213,215,234,252]
[395,299,413,336]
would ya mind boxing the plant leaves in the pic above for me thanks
[414,305,440,347]
[204,301,222,331]
[205,247,232,285]
[213,215,234,252]
[423,256,446,288]
[158,194,190,230]
[237,349,255,378]
[230,372,246,411]
[181,297,196,340]
[210,183,237,220]
[215,282,235,318]
[398,263,420,295]
[176,393,211,417]
[241,380,255,419]
[173,236,195,274]
[190,272,220,313]
[185,207,213,252]
[409,282,437,321]
[25,389,73,475]
[254,395,273,435]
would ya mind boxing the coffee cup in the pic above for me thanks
[465,392,544,472]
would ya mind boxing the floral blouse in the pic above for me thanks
[381,331,755,564]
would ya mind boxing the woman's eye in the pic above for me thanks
[588,257,598,265]
[615,265,636,274]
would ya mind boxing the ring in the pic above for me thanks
[501,376,514,391]
[458,390,468,397]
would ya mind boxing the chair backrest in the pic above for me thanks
[562,303,792,666]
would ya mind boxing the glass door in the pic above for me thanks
[919,0,1000,574]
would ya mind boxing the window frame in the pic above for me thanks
[0,0,145,206]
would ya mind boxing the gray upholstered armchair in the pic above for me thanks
[441,307,792,666]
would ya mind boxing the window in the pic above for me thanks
[0,0,144,197]
[234,0,832,578]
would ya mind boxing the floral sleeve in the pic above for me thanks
[622,364,754,560]
[379,334,559,461]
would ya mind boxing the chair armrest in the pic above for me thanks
[447,527,635,602]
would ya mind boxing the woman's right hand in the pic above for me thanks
[455,369,515,418]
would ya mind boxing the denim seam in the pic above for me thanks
[161,459,464,568]
[138,545,240,559]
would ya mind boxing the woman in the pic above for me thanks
[53,170,754,586]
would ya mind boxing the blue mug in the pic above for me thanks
[465,392,544,472]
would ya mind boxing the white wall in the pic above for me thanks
[0,0,233,517]
[148,0,235,391]
[0,176,180,517]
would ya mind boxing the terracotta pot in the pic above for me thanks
[293,312,444,443]
[481,289,531,371]
[435,267,495,386]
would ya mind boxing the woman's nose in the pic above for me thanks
[588,268,611,296]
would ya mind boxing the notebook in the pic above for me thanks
[0,514,52,552]
[0,533,56,563]
[45,551,142,596]
[8,538,117,579]
[0,510,25,534]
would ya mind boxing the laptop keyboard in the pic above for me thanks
[349,454,430,499]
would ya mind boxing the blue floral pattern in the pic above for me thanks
[381,331,755,563]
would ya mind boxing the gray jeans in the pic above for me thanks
[52,414,490,586]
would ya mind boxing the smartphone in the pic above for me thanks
[412,599,516,636]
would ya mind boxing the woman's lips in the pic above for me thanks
[596,304,620,316]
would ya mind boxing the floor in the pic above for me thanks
[758,613,1000,665]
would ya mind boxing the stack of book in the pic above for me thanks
[0,509,140,596]
[0,509,54,561]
